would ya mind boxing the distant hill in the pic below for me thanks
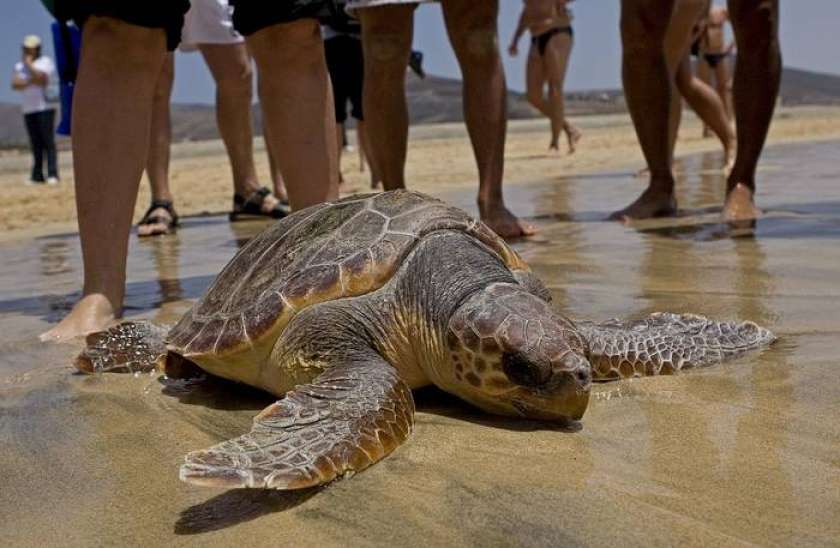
[1,66,839,148]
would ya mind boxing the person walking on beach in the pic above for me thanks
[697,3,734,126]
[41,1,338,342]
[322,2,380,189]
[631,0,736,180]
[138,0,288,238]
[11,35,59,185]
[349,0,535,239]
[613,0,779,222]
[508,0,582,154]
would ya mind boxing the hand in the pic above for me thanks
[508,44,518,57]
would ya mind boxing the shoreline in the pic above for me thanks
[1,105,839,241]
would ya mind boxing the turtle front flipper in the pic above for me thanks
[75,321,168,374]
[180,357,415,490]
[577,312,776,380]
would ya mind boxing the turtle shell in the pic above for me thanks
[167,190,528,365]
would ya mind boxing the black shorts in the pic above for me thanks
[229,0,332,36]
[325,35,364,123]
[54,0,190,51]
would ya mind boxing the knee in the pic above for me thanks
[526,90,542,108]
[363,32,412,71]
[451,26,500,65]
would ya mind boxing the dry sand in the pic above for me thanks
[1,105,840,237]
[1,110,839,547]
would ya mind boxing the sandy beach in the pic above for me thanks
[1,109,839,546]
[1,105,840,237]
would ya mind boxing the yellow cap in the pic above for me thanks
[22,35,41,49]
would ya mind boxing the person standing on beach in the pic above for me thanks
[41,1,338,342]
[322,2,380,189]
[138,0,288,238]
[508,0,582,154]
[11,35,59,185]
[613,0,779,222]
[349,0,535,239]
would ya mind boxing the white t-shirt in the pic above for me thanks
[13,56,55,114]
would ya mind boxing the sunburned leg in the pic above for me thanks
[248,19,338,210]
[724,0,780,220]
[41,17,167,342]
[442,0,535,238]
[675,57,736,171]
[544,32,581,153]
[139,54,176,237]
[358,5,415,191]
[611,0,678,221]
[200,43,280,212]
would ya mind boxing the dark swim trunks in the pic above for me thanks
[703,52,728,68]
[229,0,332,36]
[53,0,190,50]
[531,26,573,57]
[325,35,364,123]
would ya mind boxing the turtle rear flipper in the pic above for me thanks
[75,321,168,374]
[180,357,415,490]
[578,312,776,380]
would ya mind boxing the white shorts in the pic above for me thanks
[346,0,435,11]
[180,0,243,52]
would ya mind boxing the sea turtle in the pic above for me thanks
[76,190,775,490]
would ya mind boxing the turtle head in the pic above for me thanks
[444,283,591,422]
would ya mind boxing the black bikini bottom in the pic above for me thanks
[531,26,573,56]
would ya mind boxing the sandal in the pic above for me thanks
[229,187,288,222]
[137,199,179,237]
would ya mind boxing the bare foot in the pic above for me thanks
[723,183,762,221]
[39,293,118,343]
[566,127,581,154]
[137,206,174,237]
[549,137,560,153]
[609,188,677,222]
[480,203,537,239]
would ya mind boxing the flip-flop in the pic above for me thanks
[137,199,179,237]
[229,187,287,222]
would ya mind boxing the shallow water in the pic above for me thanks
[1,141,839,546]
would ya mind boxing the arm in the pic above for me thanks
[24,58,48,86]
[11,72,29,91]
[508,9,527,56]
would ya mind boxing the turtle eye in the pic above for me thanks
[502,352,551,387]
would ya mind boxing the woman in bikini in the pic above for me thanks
[509,0,581,153]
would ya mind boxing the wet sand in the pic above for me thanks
[2,138,840,546]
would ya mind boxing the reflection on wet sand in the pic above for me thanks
[1,141,839,545]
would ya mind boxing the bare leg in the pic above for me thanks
[525,46,550,115]
[200,43,280,212]
[543,32,581,153]
[714,57,734,121]
[675,57,736,171]
[356,120,381,188]
[41,17,167,341]
[138,54,176,237]
[611,0,678,221]
[247,19,338,210]
[442,0,534,237]
[261,119,289,203]
[335,122,345,184]
[696,57,714,136]
[358,5,415,191]
[724,0,780,220]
